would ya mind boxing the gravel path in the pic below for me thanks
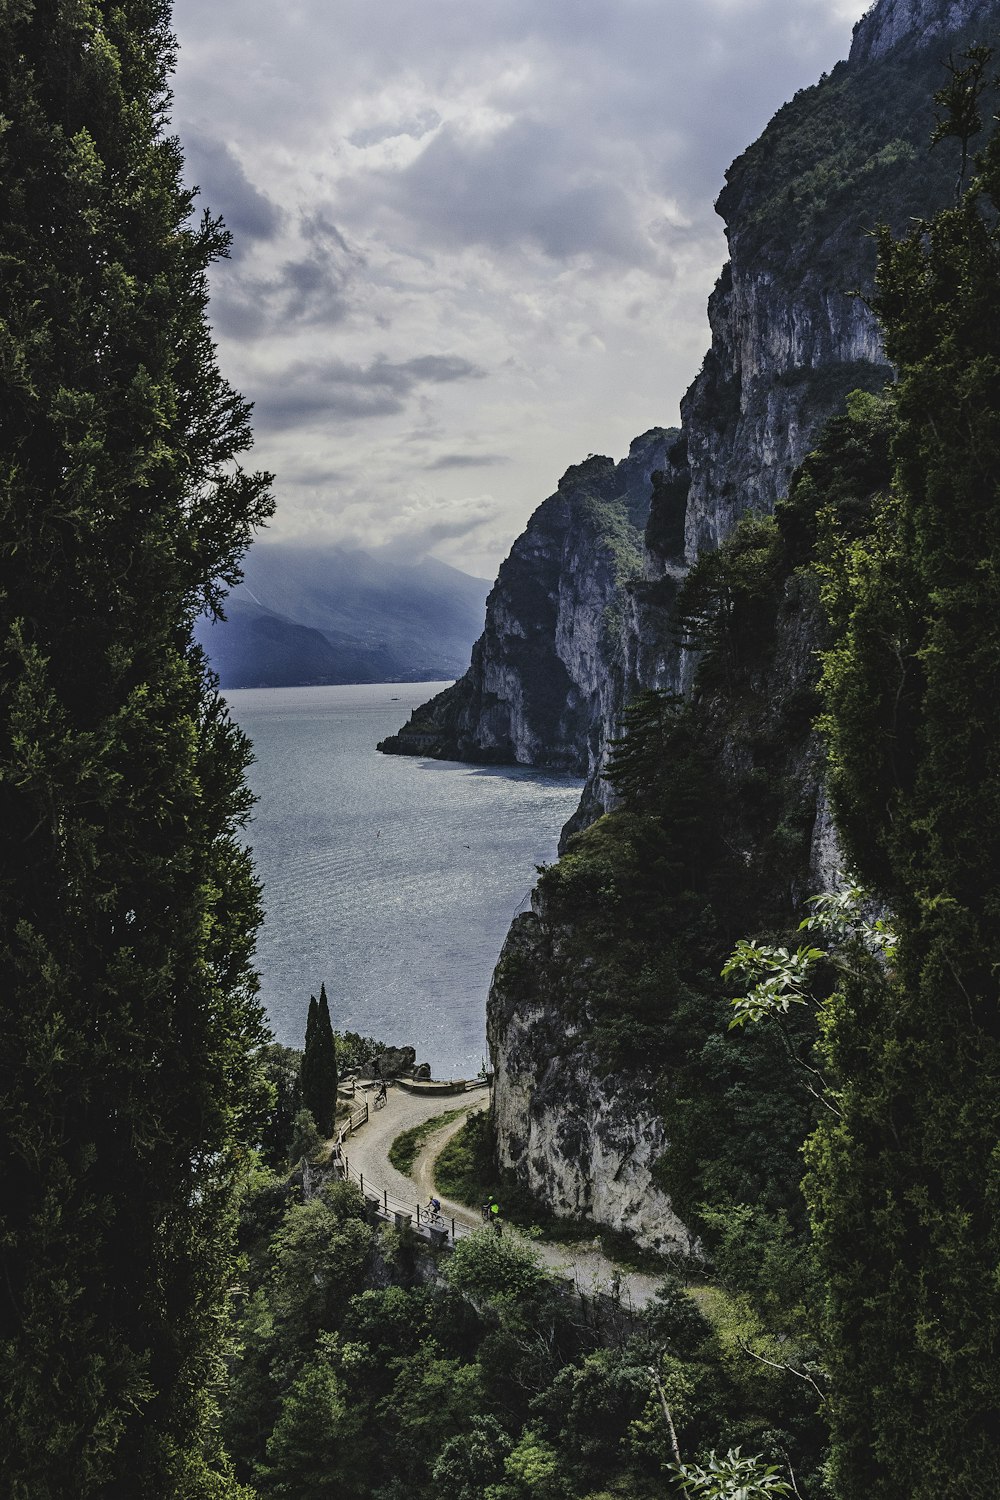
[340,1081,664,1310]
[338,1082,485,1220]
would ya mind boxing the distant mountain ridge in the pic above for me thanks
[196,542,491,688]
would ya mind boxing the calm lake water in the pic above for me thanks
[226,683,584,1079]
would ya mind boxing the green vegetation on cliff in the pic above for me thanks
[719,17,998,275]
[487,370,899,1494]
[803,95,1000,1499]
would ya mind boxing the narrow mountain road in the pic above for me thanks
[338,1083,477,1220]
[341,1081,664,1310]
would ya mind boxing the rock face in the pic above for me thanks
[486,0,997,1247]
[849,0,989,64]
[487,912,691,1253]
[677,266,886,563]
[378,429,672,774]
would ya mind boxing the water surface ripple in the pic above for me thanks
[226,683,584,1079]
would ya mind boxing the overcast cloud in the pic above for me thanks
[172,0,872,576]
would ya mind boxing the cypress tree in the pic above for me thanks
[302,983,338,1137]
[300,992,319,1136]
[809,80,1000,1498]
[0,2,272,1494]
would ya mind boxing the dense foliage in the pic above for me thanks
[219,1164,830,1499]
[805,97,1000,1499]
[717,18,995,276]
[0,2,272,1493]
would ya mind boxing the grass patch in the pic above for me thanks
[387,1107,466,1175]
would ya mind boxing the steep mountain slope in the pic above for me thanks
[377,429,671,772]
[195,542,490,687]
[486,0,1000,1243]
[379,2,996,813]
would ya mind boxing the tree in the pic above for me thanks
[301,982,338,1137]
[808,73,1000,1498]
[0,2,272,1494]
[300,992,319,1137]
[256,1345,364,1500]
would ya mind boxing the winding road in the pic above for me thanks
[339,1081,664,1309]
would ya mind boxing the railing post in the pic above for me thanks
[451,1218,456,1241]
[384,1189,388,1211]
[360,1172,364,1195]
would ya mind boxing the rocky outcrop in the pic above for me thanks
[677,269,886,562]
[850,0,989,64]
[378,429,672,774]
[487,911,692,1253]
[487,0,995,1249]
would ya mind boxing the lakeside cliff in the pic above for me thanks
[377,428,672,774]
[482,0,997,1245]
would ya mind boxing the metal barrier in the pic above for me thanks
[333,1081,489,1247]
[338,1153,479,1245]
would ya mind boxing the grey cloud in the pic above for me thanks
[349,108,441,148]
[365,116,650,266]
[399,355,487,383]
[206,215,363,340]
[375,506,505,566]
[426,453,509,470]
[182,130,282,253]
[253,353,487,431]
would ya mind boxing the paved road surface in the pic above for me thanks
[340,1081,664,1309]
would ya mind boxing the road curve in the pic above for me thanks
[338,1082,483,1223]
[340,1081,665,1309]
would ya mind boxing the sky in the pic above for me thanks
[170,0,873,579]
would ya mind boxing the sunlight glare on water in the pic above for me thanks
[226,683,584,1079]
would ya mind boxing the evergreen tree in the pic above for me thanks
[300,992,319,1136]
[0,2,272,1494]
[809,76,1000,1498]
[302,983,338,1137]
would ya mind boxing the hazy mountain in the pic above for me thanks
[196,542,491,688]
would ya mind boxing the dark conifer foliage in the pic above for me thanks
[810,74,1000,1498]
[302,983,338,1137]
[0,2,273,1494]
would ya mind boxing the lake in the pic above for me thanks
[226,683,584,1079]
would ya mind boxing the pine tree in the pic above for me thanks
[302,984,338,1137]
[809,72,1000,1498]
[0,2,272,1494]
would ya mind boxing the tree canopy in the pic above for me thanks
[808,63,1000,1497]
[0,2,272,1493]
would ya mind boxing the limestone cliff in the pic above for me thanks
[487,910,692,1254]
[850,0,990,64]
[377,429,672,774]
[486,0,1000,1248]
[584,0,987,808]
